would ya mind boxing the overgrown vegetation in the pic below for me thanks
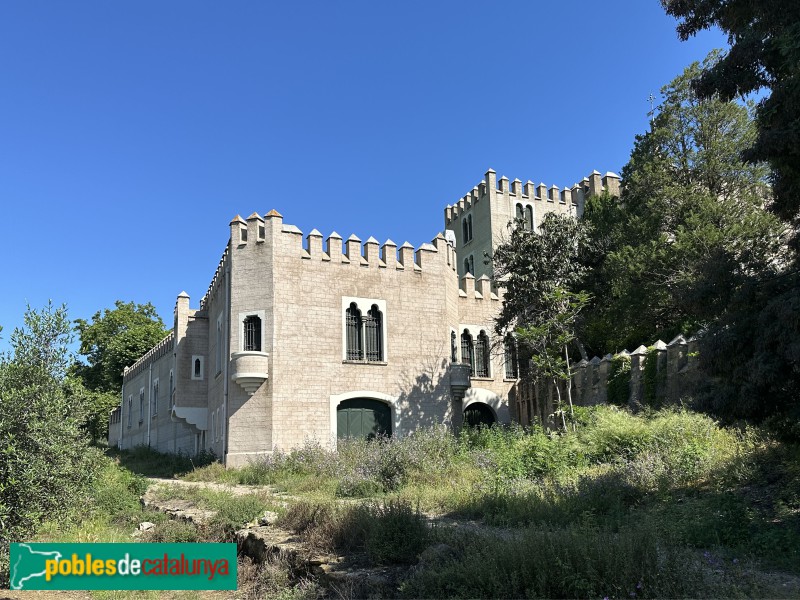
[178,408,799,597]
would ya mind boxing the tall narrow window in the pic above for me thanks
[194,358,201,378]
[345,303,363,360]
[243,315,261,351]
[169,370,174,408]
[468,255,474,275]
[475,330,490,378]
[525,205,534,230]
[467,215,473,241]
[364,305,383,362]
[152,379,159,416]
[139,388,144,424]
[450,330,457,362]
[462,218,469,242]
[516,203,524,221]
[504,334,518,379]
[215,315,223,375]
[127,396,132,427]
[461,330,475,376]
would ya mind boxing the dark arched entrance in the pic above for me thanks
[337,398,392,439]
[463,402,495,428]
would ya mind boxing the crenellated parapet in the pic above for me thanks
[230,209,459,273]
[444,168,621,225]
[458,273,499,301]
[199,247,230,310]
[123,331,175,381]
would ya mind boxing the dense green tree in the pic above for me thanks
[0,303,100,585]
[74,300,167,393]
[580,57,787,354]
[491,214,591,429]
[491,212,589,338]
[662,0,800,230]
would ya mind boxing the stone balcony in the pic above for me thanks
[230,351,269,396]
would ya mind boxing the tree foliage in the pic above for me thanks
[0,303,100,585]
[492,214,591,429]
[492,213,589,337]
[74,300,167,393]
[580,57,787,354]
[662,0,800,230]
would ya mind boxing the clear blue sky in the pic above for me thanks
[0,1,726,353]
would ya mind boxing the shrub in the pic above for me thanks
[400,521,753,599]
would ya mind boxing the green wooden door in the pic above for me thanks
[337,398,392,439]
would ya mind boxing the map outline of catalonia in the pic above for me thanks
[10,543,62,590]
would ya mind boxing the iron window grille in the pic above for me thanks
[346,303,384,362]
[345,303,364,360]
[461,330,475,376]
[475,331,490,378]
[504,335,519,379]
[243,315,262,352]
[364,305,383,362]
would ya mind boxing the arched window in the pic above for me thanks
[516,203,524,221]
[243,315,262,351]
[462,217,469,242]
[475,330,490,378]
[464,254,474,275]
[345,303,363,360]
[364,305,383,362]
[461,329,475,376]
[525,205,534,230]
[467,215,473,241]
[194,358,201,378]
[450,330,457,362]
[504,334,518,379]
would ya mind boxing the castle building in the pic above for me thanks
[108,169,620,467]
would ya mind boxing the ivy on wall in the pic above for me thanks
[642,347,666,408]
[607,354,631,406]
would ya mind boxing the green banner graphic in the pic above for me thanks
[9,543,237,590]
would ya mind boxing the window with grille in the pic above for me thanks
[243,315,262,352]
[461,330,475,376]
[525,206,533,230]
[364,305,383,362]
[344,298,387,363]
[346,303,363,360]
[504,334,518,379]
[516,203,524,221]
[475,331,490,378]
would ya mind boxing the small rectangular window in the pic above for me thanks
[241,227,248,242]
[243,315,262,352]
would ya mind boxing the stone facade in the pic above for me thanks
[110,168,618,466]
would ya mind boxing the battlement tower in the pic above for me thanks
[443,168,620,280]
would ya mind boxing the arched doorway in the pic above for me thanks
[336,398,392,439]
[463,402,495,428]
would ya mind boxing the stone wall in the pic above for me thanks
[517,334,701,426]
